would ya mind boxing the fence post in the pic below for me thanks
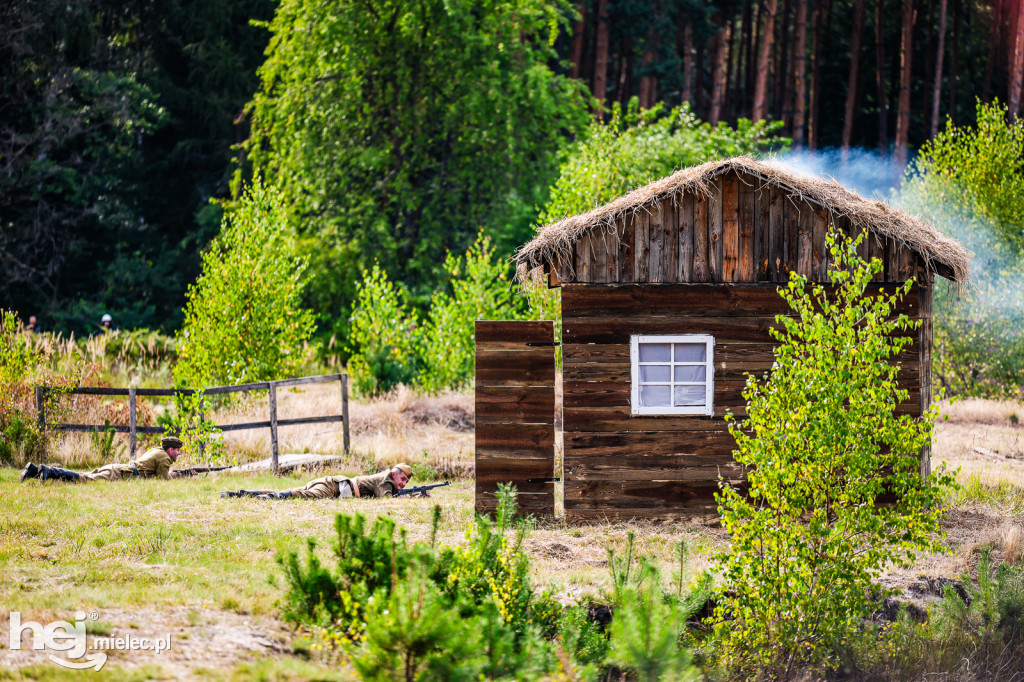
[341,374,350,454]
[35,386,46,461]
[198,391,206,460]
[269,381,279,475]
[128,387,137,460]
[35,386,45,430]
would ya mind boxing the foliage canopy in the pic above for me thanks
[175,179,315,389]
[245,0,591,338]
[539,99,787,225]
[713,231,955,677]
[902,100,1024,399]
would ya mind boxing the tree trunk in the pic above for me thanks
[808,0,830,149]
[618,32,634,105]
[639,3,662,110]
[569,3,587,80]
[776,0,793,121]
[893,0,914,169]
[736,1,753,118]
[984,0,1002,101]
[1011,0,1024,121]
[753,0,779,121]
[791,0,809,149]
[929,0,948,137]
[842,0,867,157]
[696,35,707,116]
[875,0,889,152]
[682,22,695,106]
[748,1,761,116]
[946,0,960,123]
[593,0,610,114]
[710,14,730,126]
[725,11,738,121]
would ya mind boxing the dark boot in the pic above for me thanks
[220,489,270,499]
[19,462,40,482]
[41,466,81,482]
[257,491,293,500]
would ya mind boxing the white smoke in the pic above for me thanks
[769,147,904,201]
[767,147,1024,322]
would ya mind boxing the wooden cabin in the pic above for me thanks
[475,156,970,521]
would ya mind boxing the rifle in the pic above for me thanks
[172,465,234,477]
[394,481,451,497]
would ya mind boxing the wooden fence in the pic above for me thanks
[35,373,350,475]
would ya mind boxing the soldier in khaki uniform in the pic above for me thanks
[220,464,414,500]
[19,437,184,483]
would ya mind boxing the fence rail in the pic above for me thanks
[35,373,350,475]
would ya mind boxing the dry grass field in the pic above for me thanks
[2,389,1023,679]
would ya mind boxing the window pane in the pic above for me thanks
[640,385,671,407]
[640,365,670,382]
[674,343,706,362]
[674,385,706,406]
[639,343,670,362]
[674,365,706,383]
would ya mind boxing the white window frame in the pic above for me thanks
[630,334,715,416]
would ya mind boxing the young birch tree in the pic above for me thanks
[713,230,955,678]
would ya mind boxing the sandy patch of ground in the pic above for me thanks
[0,606,293,679]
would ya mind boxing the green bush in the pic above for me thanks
[175,178,316,389]
[840,551,1024,680]
[345,264,421,397]
[89,420,125,462]
[155,390,226,464]
[276,488,541,641]
[417,233,527,393]
[711,231,956,678]
[933,549,1024,655]
[348,236,535,396]
[540,98,786,228]
[902,100,1024,399]
[276,487,710,680]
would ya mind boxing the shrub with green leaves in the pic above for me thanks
[417,233,527,393]
[175,178,316,389]
[712,231,956,678]
[902,100,1024,399]
[843,550,1024,679]
[346,265,422,397]
[277,488,710,680]
[540,99,786,227]
[155,390,226,464]
[349,236,533,396]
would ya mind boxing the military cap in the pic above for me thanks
[161,436,184,450]
[394,463,413,477]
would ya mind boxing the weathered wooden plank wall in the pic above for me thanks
[475,320,556,515]
[561,283,927,521]
[553,170,937,287]
[526,168,941,520]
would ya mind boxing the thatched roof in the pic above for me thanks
[515,156,971,284]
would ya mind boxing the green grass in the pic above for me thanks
[0,467,476,677]
[946,473,1024,514]
[0,468,477,615]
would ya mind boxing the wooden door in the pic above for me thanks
[474,320,556,516]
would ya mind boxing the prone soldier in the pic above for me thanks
[220,463,417,500]
[19,436,185,483]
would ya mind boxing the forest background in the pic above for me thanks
[3,0,1024,346]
